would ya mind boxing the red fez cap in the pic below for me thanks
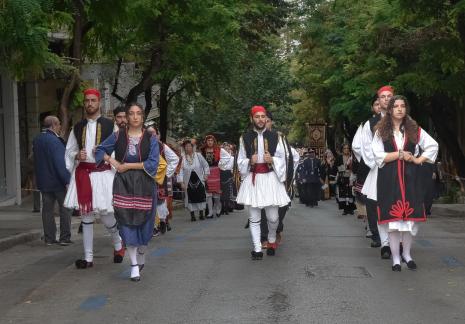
[250,105,267,117]
[83,88,101,99]
[377,85,394,96]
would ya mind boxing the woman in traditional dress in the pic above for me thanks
[321,149,337,199]
[219,142,235,215]
[335,144,356,215]
[95,103,159,282]
[177,140,210,221]
[373,95,438,271]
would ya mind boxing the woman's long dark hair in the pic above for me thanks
[375,95,419,144]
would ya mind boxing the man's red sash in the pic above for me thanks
[75,162,111,214]
[251,163,271,185]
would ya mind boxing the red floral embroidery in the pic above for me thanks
[389,200,414,218]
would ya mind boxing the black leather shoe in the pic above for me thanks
[392,264,401,272]
[160,221,167,234]
[75,259,93,269]
[191,216,196,222]
[371,241,381,248]
[381,246,391,259]
[251,251,263,260]
[406,260,417,270]
[266,247,276,256]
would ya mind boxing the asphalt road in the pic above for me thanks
[1,200,465,323]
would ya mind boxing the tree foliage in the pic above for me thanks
[293,0,465,176]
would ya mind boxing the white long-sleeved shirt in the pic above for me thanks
[352,124,363,162]
[65,118,100,172]
[218,148,233,171]
[163,144,180,178]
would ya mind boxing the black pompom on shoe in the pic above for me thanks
[392,264,401,272]
[75,259,93,269]
[251,251,263,260]
[381,246,391,259]
[406,260,417,270]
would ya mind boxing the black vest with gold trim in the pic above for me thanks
[73,117,114,150]
[242,129,279,159]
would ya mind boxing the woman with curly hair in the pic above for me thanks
[372,95,438,272]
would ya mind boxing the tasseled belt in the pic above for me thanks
[251,163,271,185]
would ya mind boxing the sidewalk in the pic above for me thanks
[0,196,44,252]
[0,195,185,252]
[431,203,465,218]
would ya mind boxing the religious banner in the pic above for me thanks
[307,123,327,159]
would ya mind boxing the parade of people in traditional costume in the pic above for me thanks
[236,105,290,260]
[95,102,160,281]
[372,95,438,271]
[64,88,125,269]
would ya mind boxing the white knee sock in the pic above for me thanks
[82,214,95,262]
[401,232,413,262]
[214,196,221,214]
[249,207,262,252]
[264,206,279,244]
[100,212,122,251]
[137,245,147,266]
[127,246,140,278]
[378,223,390,247]
[207,196,213,216]
[388,231,401,265]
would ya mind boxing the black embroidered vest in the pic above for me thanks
[73,117,114,150]
[377,132,425,223]
[114,129,151,163]
[242,129,279,159]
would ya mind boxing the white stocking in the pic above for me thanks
[207,195,213,216]
[401,232,413,262]
[214,196,222,214]
[378,223,389,247]
[137,245,147,266]
[127,246,139,278]
[388,231,401,265]
[264,206,279,244]
[81,213,95,262]
[100,212,122,251]
[249,207,262,252]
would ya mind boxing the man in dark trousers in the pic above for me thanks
[303,149,323,207]
[33,116,72,245]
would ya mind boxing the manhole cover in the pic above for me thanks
[305,265,372,279]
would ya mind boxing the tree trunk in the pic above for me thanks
[159,80,170,142]
[429,94,465,179]
[144,88,152,118]
[59,0,87,139]
[126,48,162,103]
